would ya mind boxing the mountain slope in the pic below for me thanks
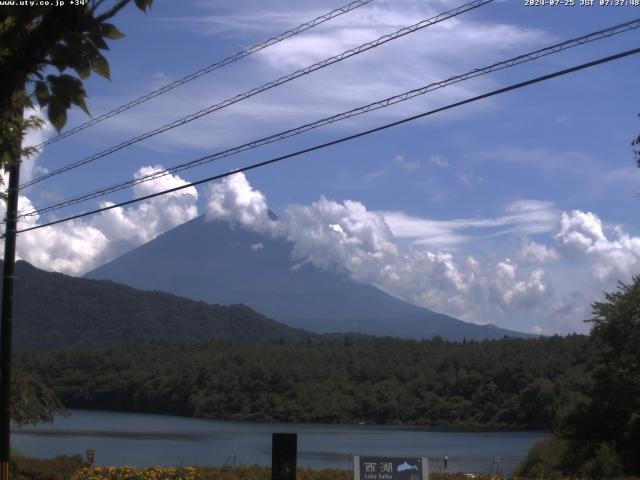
[87,215,532,340]
[2,260,322,350]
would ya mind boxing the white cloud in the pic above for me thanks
[429,154,449,168]
[490,260,548,311]
[518,240,559,264]
[549,291,592,333]
[205,173,276,234]
[281,195,398,275]
[394,153,449,172]
[380,199,559,250]
[11,165,639,335]
[20,108,53,183]
[555,210,640,281]
[198,174,640,333]
[203,173,554,325]
[1,196,109,276]
[457,171,483,187]
[91,0,548,151]
[394,154,421,172]
[3,166,199,276]
[93,165,198,247]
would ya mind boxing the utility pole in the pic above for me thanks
[0,154,20,480]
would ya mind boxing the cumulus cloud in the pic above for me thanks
[204,173,554,325]
[20,107,53,183]
[12,164,639,334]
[205,173,276,233]
[2,196,110,276]
[195,173,638,334]
[3,166,199,276]
[94,165,199,247]
[555,210,640,281]
[518,240,559,264]
[282,195,398,275]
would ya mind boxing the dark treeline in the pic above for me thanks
[17,335,591,430]
[4,260,327,350]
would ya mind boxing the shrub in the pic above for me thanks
[11,453,84,480]
[580,443,624,479]
[514,437,568,479]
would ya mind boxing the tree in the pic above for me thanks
[560,276,640,477]
[0,0,153,425]
[0,0,153,184]
[10,370,65,426]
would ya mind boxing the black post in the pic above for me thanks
[272,433,297,480]
[0,159,20,480]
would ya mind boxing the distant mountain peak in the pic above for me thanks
[87,215,533,341]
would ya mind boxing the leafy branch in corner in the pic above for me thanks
[0,0,153,183]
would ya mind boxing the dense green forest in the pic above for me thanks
[17,335,591,430]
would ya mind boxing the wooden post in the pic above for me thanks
[0,158,20,480]
[272,433,297,480]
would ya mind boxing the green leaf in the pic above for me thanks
[49,45,70,72]
[34,81,49,107]
[134,0,153,12]
[89,32,110,51]
[73,56,91,79]
[81,37,100,62]
[65,43,92,79]
[99,23,125,40]
[47,98,67,132]
[71,89,90,116]
[90,52,110,80]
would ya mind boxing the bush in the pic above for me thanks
[514,437,568,479]
[11,453,84,480]
[580,443,624,479]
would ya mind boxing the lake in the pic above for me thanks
[13,410,548,476]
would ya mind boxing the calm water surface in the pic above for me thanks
[13,410,547,475]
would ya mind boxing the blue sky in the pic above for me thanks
[9,0,640,335]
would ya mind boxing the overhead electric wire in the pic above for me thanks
[11,46,640,237]
[18,18,640,219]
[33,0,375,150]
[21,0,495,190]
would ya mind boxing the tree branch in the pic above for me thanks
[94,0,131,23]
[92,0,108,10]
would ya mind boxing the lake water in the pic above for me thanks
[13,410,547,476]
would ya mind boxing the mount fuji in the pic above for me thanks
[87,215,532,341]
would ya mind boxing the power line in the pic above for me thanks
[18,18,640,219]
[21,0,495,190]
[32,0,375,150]
[12,46,640,237]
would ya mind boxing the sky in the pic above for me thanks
[6,0,640,335]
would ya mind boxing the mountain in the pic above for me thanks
[87,215,533,341]
[2,260,324,350]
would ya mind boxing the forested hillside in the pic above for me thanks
[18,335,592,430]
[3,260,324,349]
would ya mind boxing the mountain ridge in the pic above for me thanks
[87,215,534,341]
[2,259,331,350]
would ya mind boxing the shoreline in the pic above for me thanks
[22,407,551,434]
